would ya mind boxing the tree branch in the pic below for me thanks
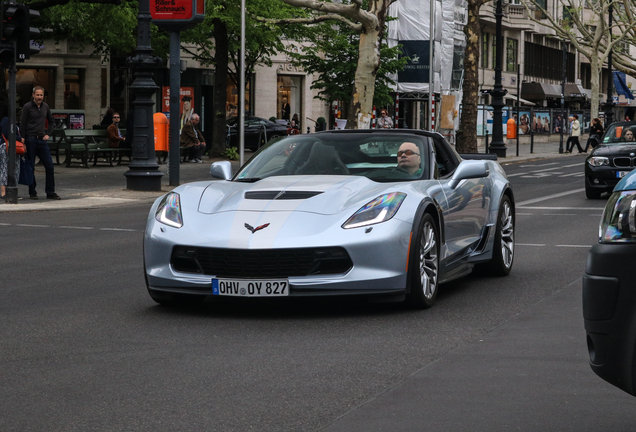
[253,13,363,32]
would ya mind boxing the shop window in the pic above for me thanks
[226,76,253,118]
[11,68,56,109]
[277,75,303,127]
[64,68,84,109]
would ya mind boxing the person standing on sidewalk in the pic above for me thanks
[20,86,59,200]
[180,113,205,163]
[566,114,584,153]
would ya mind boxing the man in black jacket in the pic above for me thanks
[20,86,59,200]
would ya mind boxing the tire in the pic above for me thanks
[585,181,602,199]
[405,213,440,309]
[479,195,514,276]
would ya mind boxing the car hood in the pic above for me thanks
[197,176,400,215]
[591,144,636,157]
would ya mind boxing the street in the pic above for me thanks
[1,154,636,431]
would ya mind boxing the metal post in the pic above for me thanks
[239,0,245,166]
[516,64,520,157]
[5,47,17,204]
[124,0,163,191]
[168,31,181,186]
[559,40,566,153]
[488,0,507,157]
[604,3,615,128]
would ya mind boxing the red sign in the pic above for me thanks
[150,0,205,30]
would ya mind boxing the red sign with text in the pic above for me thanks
[150,0,205,30]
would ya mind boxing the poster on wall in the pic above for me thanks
[518,111,532,135]
[162,86,195,132]
[53,113,69,130]
[532,111,551,134]
[69,113,85,129]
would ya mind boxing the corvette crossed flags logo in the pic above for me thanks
[245,223,270,233]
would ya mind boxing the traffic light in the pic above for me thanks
[0,3,40,63]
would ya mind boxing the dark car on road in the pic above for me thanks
[585,121,636,199]
[226,116,288,151]
[584,168,636,396]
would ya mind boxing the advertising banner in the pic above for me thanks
[162,86,194,132]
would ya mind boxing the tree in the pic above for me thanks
[259,0,397,129]
[521,0,636,120]
[455,0,490,153]
[285,20,406,113]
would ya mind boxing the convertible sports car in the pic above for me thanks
[144,130,515,309]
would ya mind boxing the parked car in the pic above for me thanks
[585,121,636,199]
[584,167,636,396]
[226,116,288,151]
[144,130,515,309]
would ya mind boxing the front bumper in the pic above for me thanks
[583,242,636,395]
[586,164,634,193]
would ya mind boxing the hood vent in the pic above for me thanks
[245,191,323,200]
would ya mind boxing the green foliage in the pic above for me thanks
[269,116,277,122]
[317,117,326,124]
[287,21,406,107]
[223,146,240,160]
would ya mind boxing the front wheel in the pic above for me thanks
[405,213,440,309]
[479,195,514,276]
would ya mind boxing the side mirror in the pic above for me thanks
[448,161,489,189]
[210,161,232,180]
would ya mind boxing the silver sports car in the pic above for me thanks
[144,130,515,309]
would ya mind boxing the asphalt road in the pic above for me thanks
[1,154,635,431]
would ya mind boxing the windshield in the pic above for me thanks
[603,123,636,144]
[234,133,430,182]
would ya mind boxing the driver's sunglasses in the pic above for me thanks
[112,116,120,118]
[397,150,419,157]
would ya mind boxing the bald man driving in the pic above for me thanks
[397,142,422,175]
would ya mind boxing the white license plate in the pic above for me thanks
[212,279,289,297]
[617,171,629,178]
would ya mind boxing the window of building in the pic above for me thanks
[11,68,56,109]
[452,43,465,89]
[277,75,303,128]
[64,68,84,110]
[482,33,489,68]
[534,0,547,19]
[226,76,253,118]
[506,38,518,72]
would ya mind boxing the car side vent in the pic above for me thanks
[245,191,323,200]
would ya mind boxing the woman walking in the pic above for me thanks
[584,118,604,152]
[566,114,584,153]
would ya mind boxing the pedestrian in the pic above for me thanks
[180,113,205,163]
[107,112,130,148]
[281,97,290,121]
[377,109,394,129]
[100,108,114,126]
[291,113,300,131]
[566,114,583,153]
[585,117,604,152]
[20,86,60,200]
[0,99,21,201]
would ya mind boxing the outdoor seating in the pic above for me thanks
[51,129,130,168]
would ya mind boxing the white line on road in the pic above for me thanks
[555,244,593,248]
[517,243,546,246]
[516,213,534,215]
[544,214,576,216]
[58,226,94,230]
[99,228,138,232]
[507,163,582,177]
[519,162,558,168]
[16,224,51,227]
[516,188,586,206]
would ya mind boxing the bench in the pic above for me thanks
[52,129,130,168]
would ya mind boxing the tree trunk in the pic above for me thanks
[351,26,381,129]
[456,2,483,153]
[212,18,229,157]
[590,54,600,120]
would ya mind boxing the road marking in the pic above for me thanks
[516,213,534,215]
[16,224,50,227]
[58,226,94,230]
[99,228,138,232]
[518,206,605,210]
[519,162,558,168]
[555,244,593,248]
[544,213,576,216]
[508,163,582,177]
[517,243,546,246]
[516,188,586,206]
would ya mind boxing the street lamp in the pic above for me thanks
[124,0,164,191]
[604,2,615,127]
[487,0,507,157]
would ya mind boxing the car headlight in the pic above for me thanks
[599,191,636,243]
[588,156,610,167]
[342,192,406,229]
[155,192,183,228]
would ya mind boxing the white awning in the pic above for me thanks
[503,94,536,106]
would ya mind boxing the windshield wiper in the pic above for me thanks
[234,177,262,183]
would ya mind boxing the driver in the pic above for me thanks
[397,142,422,175]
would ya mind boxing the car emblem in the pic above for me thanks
[245,223,270,233]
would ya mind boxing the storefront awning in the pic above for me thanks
[521,82,562,101]
[564,83,587,101]
[503,94,536,106]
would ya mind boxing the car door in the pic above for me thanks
[433,137,491,259]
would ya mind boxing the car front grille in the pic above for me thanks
[613,157,633,167]
[171,246,352,277]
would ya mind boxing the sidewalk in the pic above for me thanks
[0,138,583,212]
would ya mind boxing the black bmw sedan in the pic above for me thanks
[585,121,636,199]
[226,116,289,151]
